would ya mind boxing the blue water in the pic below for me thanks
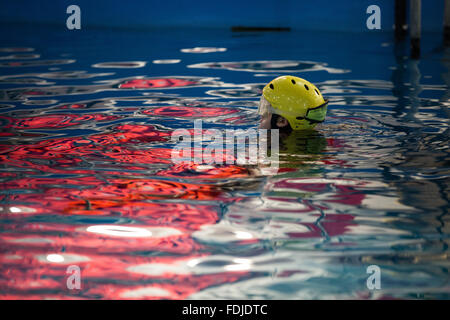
[0,23,449,299]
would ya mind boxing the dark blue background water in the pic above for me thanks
[0,22,449,299]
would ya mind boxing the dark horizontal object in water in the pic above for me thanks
[231,26,291,32]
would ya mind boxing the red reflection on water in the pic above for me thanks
[0,124,172,174]
[0,250,249,299]
[119,78,197,89]
[0,114,120,129]
[5,176,228,218]
[143,105,238,117]
[58,103,87,109]
[157,163,250,179]
[263,177,376,238]
[0,106,359,300]
[84,272,248,299]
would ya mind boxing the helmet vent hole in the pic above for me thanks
[291,79,296,85]
[269,83,274,90]
[314,89,320,95]
[304,84,309,90]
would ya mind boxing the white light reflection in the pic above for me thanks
[92,61,147,68]
[128,262,190,276]
[37,253,90,264]
[8,206,36,214]
[224,258,252,271]
[234,231,253,240]
[187,258,201,268]
[86,225,152,238]
[152,59,181,64]
[46,254,65,263]
[121,286,171,298]
[181,47,227,53]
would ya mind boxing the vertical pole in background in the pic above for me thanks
[410,0,421,59]
[395,0,407,41]
[444,0,450,46]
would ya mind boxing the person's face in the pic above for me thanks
[259,112,272,129]
[259,112,290,130]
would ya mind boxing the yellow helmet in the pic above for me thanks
[259,75,328,130]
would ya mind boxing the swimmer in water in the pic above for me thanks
[188,76,331,187]
[258,75,328,132]
[234,75,329,177]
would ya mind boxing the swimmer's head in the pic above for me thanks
[258,76,328,131]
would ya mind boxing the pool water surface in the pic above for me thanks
[0,24,449,299]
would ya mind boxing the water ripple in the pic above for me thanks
[0,30,448,300]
